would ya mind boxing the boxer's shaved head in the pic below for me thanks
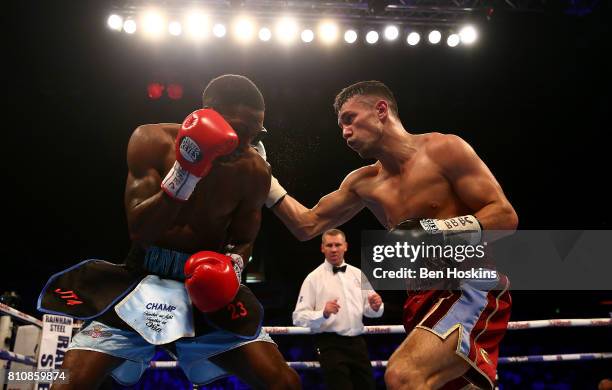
[334,80,398,116]
[203,74,265,112]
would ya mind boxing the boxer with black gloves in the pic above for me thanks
[266,81,517,390]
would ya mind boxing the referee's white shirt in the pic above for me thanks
[292,259,384,336]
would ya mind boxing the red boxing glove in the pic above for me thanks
[184,251,240,313]
[162,109,239,201]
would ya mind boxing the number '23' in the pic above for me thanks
[228,301,248,320]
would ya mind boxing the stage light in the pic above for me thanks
[107,15,123,31]
[234,16,256,43]
[366,30,379,44]
[428,30,441,44]
[447,33,460,47]
[259,27,272,42]
[168,21,182,36]
[276,17,298,44]
[459,25,478,45]
[147,83,164,100]
[318,21,338,44]
[212,23,226,38]
[384,25,399,41]
[344,30,358,44]
[123,19,137,34]
[186,12,209,39]
[142,10,165,37]
[407,32,420,46]
[301,29,314,43]
[167,84,183,100]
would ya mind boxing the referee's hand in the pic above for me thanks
[368,293,382,312]
[323,299,340,318]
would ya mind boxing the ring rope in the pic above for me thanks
[263,318,611,335]
[2,303,609,333]
[148,353,612,369]
[0,348,38,366]
[0,303,43,327]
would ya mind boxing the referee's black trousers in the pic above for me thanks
[314,332,375,390]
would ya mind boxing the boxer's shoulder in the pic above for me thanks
[352,163,380,179]
[127,123,178,172]
[129,123,178,149]
[417,132,474,164]
[242,147,271,172]
[420,132,469,152]
[341,163,380,189]
[216,148,270,196]
[132,123,179,140]
[220,148,269,178]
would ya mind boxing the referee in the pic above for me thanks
[293,229,383,390]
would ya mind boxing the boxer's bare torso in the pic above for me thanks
[345,133,478,229]
[125,122,270,255]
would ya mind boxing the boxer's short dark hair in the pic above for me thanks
[334,80,398,116]
[203,74,265,112]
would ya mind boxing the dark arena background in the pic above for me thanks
[4,0,611,389]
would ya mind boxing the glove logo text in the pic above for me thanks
[179,137,202,163]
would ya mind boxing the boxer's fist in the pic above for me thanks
[184,251,239,313]
[162,109,239,201]
[395,219,444,246]
[396,215,481,247]
[176,109,238,177]
[394,217,482,290]
[393,219,453,274]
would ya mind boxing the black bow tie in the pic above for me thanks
[333,265,347,274]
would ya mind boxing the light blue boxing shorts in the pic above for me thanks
[69,319,275,385]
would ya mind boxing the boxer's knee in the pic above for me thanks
[52,349,120,390]
[385,356,429,390]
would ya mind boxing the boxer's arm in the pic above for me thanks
[223,157,270,263]
[224,205,261,266]
[125,124,185,244]
[435,134,518,234]
[271,170,365,241]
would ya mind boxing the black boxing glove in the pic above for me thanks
[393,215,482,266]
[398,215,482,246]
[392,215,482,290]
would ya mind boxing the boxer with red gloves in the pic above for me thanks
[161,109,238,201]
[184,251,240,313]
[52,75,300,390]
